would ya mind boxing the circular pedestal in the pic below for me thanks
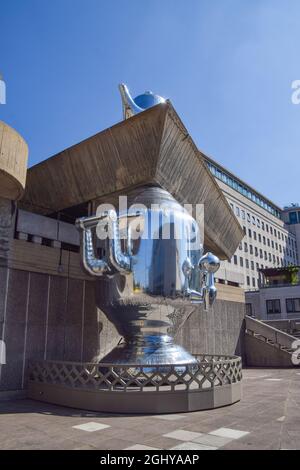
[28,354,242,414]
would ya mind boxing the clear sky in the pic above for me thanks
[1,0,299,208]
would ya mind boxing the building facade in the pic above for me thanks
[245,267,300,320]
[282,204,300,259]
[203,155,298,290]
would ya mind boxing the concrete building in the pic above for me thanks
[245,266,300,320]
[282,203,300,258]
[203,155,298,289]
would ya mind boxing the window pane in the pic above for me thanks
[246,303,252,316]
[274,300,281,313]
[289,212,297,224]
[286,299,294,313]
[266,300,273,313]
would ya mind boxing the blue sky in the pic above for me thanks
[0,0,299,207]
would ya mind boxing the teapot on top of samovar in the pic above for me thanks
[119,83,166,119]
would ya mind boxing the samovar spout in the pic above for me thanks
[183,252,220,309]
[199,252,220,308]
[119,83,143,119]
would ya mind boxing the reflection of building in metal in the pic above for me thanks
[204,156,298,290]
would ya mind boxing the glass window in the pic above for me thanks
[246,303,252,316]
[250,245,253,255]
[253,231,257,240]
[258,234,261,243]
[248,229,252,238]
[289,212,298,224]
[246,259,249,268]
[236,206,240,217]
[234,255,238,265]
[286,298,300,313]
[246,276,250,286]
[266,299,281,314]
[252,277,256,287]
[261,221,264,230]
[241,210,245,220]
[244,242,248,252]
[240,257,243,267]
[252,216,256,225]
[251,261,254,270]
[247,213,251,223]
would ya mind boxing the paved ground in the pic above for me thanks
[0,368,299,450]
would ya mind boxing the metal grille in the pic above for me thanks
[28,355,242,393]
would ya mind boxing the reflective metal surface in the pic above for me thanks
[119,83,166,119]
[76,187,220,367]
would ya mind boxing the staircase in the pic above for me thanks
[245,316,300,367]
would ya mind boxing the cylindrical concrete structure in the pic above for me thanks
[0,121,28,201]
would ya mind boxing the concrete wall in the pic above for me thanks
[0,266,246,393]
[245,334,293,367]
[0,197,15,267]
[176,300,245,358]
[0,268,120,393]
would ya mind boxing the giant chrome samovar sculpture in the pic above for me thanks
[75,85,220,367]
[76,187,220,366]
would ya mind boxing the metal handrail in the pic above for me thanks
[245,315,297,350]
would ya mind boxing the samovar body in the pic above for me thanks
[76,187,219,366]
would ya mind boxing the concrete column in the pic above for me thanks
[0,197,16,267]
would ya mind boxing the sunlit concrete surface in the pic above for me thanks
[0,368,299,450]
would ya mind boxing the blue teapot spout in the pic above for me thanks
[119,83,143,119]
[119,83,166,120]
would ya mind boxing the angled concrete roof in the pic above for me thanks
[20,102,243,259]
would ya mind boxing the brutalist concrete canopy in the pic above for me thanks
[20,102,243,259]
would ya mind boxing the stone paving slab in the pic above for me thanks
[0,368,299,450]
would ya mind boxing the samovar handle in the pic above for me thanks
[76,210,132,276]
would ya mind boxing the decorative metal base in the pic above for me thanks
[99,335,197,368]
[28,355,242,414]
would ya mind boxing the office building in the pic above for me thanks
[203,155,298,289]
